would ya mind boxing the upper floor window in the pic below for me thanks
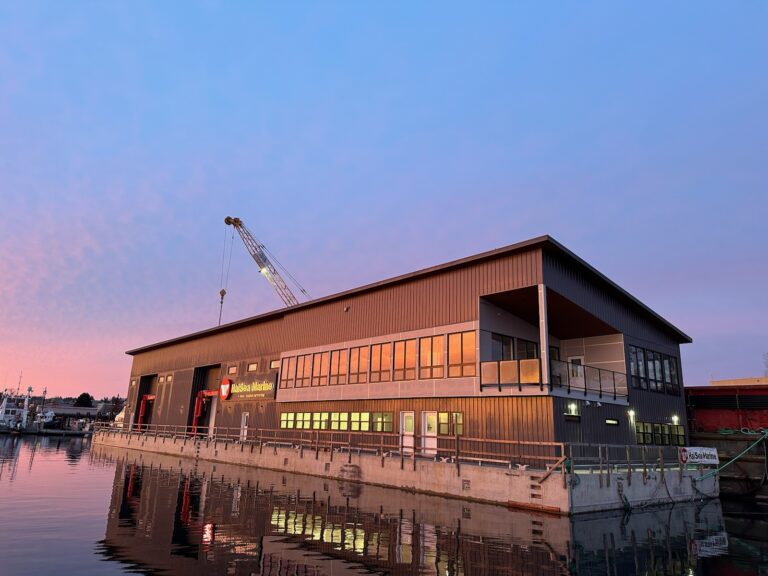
[448,331,476,377]
[370,343,392,383]
[349,346,369,384]
[329,349,349,385]
[516,339,538,360]
[629,346,680,395]
[491,333,513,361]
[295,354,312,388]
[311,351,330,386]
[420,335,445,378]
[280,357,296,389]
[393,339,417,381]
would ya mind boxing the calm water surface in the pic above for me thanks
[0,435,765,575]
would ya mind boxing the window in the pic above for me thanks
[491,333,513,361]
[420,335,445,378]
[549,346,560,362]
[312,412,329,430]
[247,362,259,372]
[270,360,280,370]
[372,412,393,432]
[167,375,173,383]
[228,365,238,375]
[448,331,476,377]
[438,412,464,435]
[370,343,392,383]
[158,376,165,383]
[636,422,652,444]
[350,412,370,431]
[329,349,349,385]
[280,357,296,389]
[280,413,295,429]
[629,346,681,396]
[516,339,538,360]
[311,352,330,386]
[349,346,369,384]
[636,421,685,445]
[296,354,312,387]
[295,412,311,429]
[393,339,417,380]
[330,412,348,431]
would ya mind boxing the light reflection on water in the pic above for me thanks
[0,435,764,575]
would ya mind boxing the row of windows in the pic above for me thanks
[490,333,560,362]
[278,411,465,436]
[628,346,681,395]
[279,411,393,432]
[635,422,685,446]
[280,331,476,388]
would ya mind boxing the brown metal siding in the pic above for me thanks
[128,249,543,377]
[270,396,555,443]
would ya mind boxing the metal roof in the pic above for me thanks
[127,235,691,355]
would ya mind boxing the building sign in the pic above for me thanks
[678,446,719,465]
[219,379,232,401]
[225,374,276,401]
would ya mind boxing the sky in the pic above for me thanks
[1,2,766,398]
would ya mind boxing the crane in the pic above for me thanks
[223,216,309,309]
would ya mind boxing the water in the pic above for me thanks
[0,436,764,575]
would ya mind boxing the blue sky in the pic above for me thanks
[1,2,766,396]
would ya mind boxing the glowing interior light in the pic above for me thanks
[568,403,578,416]
[671,415,679,425]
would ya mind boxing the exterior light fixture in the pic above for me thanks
[628,409,636,421]
[568,403,578,416]
[671,415,679,425]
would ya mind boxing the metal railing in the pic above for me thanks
[480,358,628,401]
[549,359,628,400]
[93,422,566,475]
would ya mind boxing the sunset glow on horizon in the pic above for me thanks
[1,2,766,398]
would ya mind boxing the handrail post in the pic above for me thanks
[598,369,603,398]
[497,361,501,393]
[400,434,404,470]
[455,434,460,477]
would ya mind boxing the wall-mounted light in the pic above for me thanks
[628,409,636,422]
[568,403,578,416]
[671,415,679,426]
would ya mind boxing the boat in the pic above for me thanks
[0,387,32,434]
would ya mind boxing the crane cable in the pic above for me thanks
[261,243,310,299]
[218,225,235,326]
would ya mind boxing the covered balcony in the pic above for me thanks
[478,285,629,404]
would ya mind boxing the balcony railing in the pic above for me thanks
[480,358,628,401]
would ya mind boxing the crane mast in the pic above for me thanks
[224,216,303,308]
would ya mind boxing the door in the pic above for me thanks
[207,397,218,438]
[400,411,414,454]
[567,356,585,389]
[422,411,437,456]
[239,412,250,442]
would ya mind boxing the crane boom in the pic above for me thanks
[224,216,303,307]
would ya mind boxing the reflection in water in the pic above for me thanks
[0,436,762,576]
[92,444,735,576]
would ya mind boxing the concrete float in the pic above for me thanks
[93,429,719,515]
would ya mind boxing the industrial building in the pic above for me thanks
[122,235,690,451]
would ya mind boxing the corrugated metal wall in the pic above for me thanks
[129,249,542,377]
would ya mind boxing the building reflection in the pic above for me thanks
[93,444,728,576]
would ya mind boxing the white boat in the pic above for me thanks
[0,388,32,433]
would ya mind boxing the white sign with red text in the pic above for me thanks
[678,446,719,465]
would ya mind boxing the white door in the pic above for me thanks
[207,397,218,438]
[422,411,437,456]
[400,411,414,454]
[568,356,585,388]
[239,412,250,441]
